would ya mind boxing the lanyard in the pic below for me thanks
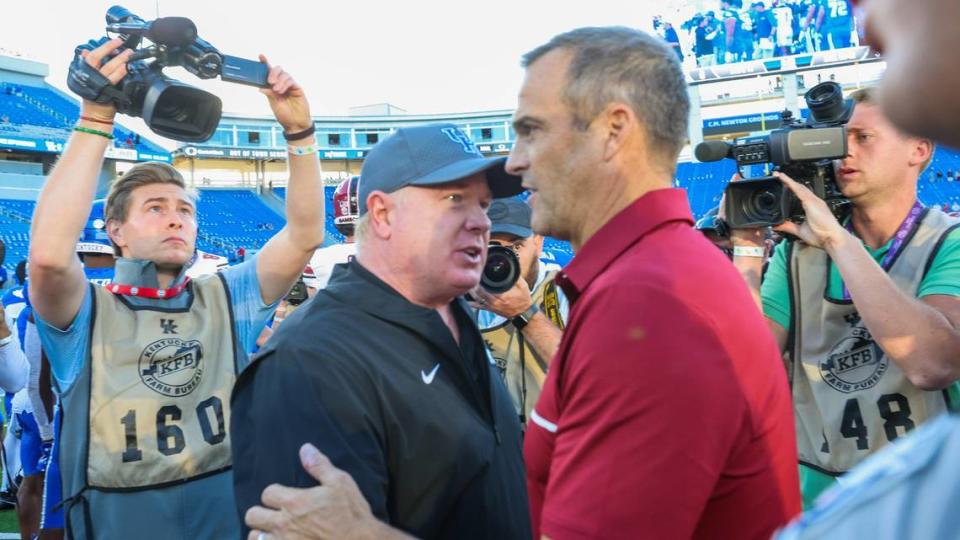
[106,277,191,299]
[841,201,923,300]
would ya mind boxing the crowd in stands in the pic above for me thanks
[655,0,859,67]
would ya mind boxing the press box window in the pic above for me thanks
[328,134,341,146]
[366,133,379,145]
[481,128,492,140]
[247,131,260,144]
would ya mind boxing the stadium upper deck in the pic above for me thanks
[0,54,170,163]
[176,45,885,185]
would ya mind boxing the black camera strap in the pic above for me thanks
[840,200,924,300]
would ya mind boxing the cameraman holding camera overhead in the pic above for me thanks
[29,27,324,540]
[472,197,566,425]
[731,87,960,509]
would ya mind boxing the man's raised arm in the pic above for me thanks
[30,39,133,329]
[253,57,325,305]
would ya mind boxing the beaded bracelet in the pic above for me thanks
[287,142,320,156]
[73,126,114,140]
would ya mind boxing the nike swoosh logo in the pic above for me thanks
[421,363,440,384]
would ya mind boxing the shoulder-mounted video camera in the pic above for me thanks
[67,5,270,142]
[695,82,855,228]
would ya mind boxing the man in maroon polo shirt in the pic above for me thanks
[506,27,801,539]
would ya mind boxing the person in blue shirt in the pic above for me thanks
[29,38,325,539]
[38,199,116,539]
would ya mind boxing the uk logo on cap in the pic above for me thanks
[441,127,481,156]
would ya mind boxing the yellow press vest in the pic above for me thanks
[789,208,960,475]
[86,275,236,489]
[480,270,564,420]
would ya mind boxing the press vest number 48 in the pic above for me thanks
[839,393,916,451]
[119,396,227,462]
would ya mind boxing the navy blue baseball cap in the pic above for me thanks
[357,123,523,214]
[488,197,533,238]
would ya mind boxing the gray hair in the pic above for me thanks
[522,26,690,161]
[353,213,371,246]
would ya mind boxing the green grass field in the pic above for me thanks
[0,509,17,534]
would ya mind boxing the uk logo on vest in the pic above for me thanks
[139,338,205,397]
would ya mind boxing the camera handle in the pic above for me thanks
[67,42,134,107]
[127,46,161,63]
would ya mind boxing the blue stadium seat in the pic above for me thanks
[675,160,738,219]
[0,199,36,275]
[0,83,166,155]
[5,148,960,277]
[194,190,285,256]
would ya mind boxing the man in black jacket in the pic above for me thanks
[232,123,530,540]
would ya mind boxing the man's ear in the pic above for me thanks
[600,102,638,162]
[531,234,544,253]
[909,137,934,170]
[106,219,125,251]
[366,191,395,240]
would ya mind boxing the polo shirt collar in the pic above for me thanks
[557,188,693,302]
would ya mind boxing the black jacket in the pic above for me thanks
[231,260,530,540]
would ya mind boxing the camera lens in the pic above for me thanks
[142,78,222,141]
[757,190,777,211]
[805,81,847,125]
[741,188,782,224]
[482,245,521,294]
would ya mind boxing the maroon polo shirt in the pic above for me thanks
[524,188,800,540]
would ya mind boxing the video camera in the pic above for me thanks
[68,5,270,142]
[695,82,855,228]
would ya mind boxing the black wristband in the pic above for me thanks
[283,125,315,142]
[512,304,540,331]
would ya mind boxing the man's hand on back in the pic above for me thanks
[245,444,410,540]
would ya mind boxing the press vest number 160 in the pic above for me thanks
[119,396,227,462]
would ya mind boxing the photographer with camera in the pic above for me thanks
[472,197,567,425]
[730,87,960,509]
[29,26,324,539]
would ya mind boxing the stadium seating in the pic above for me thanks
[676,160,739,219]
[273,186,347,243]
[918,150,960,213]
[0,83,166,155]
[3,148,960,277]
[195,189,285,256]
[0,199,36,274]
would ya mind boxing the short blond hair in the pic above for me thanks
[849,87,934,173]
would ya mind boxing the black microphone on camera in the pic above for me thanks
[107,17,198,47]
[694,140,735,163]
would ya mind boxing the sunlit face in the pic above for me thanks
[834,102,922,203]
[389,174,492,298]
[506,48,602,242]
[108,183,197,271]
